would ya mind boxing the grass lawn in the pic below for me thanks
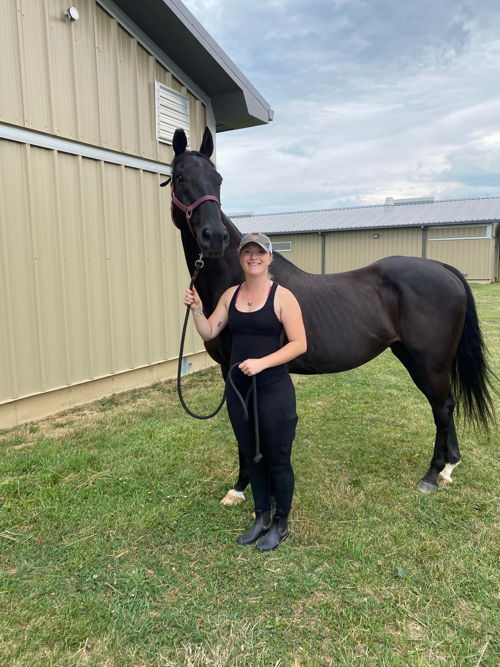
[1,284,499,666]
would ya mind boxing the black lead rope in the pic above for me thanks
[176,255,263,463]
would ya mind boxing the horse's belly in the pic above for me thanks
[289,337,388,375]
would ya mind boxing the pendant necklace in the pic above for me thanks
[244,280,270,308]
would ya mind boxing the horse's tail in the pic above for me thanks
[442,263,497,428]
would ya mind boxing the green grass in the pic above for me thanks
[1,284,499,666]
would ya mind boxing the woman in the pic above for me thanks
[183,232,307,552]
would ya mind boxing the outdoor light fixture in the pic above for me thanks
[63,6,80,21]
[371,233,380,239]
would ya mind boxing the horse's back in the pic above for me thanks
[278,255,468,374]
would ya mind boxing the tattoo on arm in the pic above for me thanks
[217,321,222,328]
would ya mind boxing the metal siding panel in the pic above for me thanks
[189,96,206,152]
[28,145,68,391]
[0,0,24,125]
[56,152,92,383]
[0,143,18,401]
[140,172,168,362]
[80,157,113,378]
[157,182,185,359]
[326,228,422,273]
[159,198,197,359]
[136,48,157,159]
[270,234,321,273]
[73,0,101,144]
[18,0,52,132]
[47,0,78,139]
[0,141,42,399]
[95,8,122,150]
[101,163,132,372]
[117,27,141,156]
[122,167,149,367]
[426,239,492,280]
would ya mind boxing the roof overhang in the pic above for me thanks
[112,0,273,132]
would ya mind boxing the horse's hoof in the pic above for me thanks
[417,480,438,493]
[220,489,246,506]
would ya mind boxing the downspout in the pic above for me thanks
[421,226,428,258]
[492,222,499,282]
[319,232,326,274]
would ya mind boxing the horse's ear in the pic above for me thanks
[173,129,188,156]
[200,127,214,158]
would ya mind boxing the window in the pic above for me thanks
[155,82,190,145]
[428,225,490,241]
[272,241,292,252]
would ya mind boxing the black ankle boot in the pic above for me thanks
[256,516,289,552]
[237,511,272,545]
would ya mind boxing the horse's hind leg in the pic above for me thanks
[438,415,461,484]
[418,393,456,493]
[391,343,458,492]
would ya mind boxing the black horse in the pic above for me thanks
[167,127,495,496]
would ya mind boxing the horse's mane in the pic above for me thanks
[221,211,243,240]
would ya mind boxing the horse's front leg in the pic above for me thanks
[218,359,249,505]
[220,445,249,505]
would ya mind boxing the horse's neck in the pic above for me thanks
[182,212,307,313]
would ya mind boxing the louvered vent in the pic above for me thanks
[155,82,190,145]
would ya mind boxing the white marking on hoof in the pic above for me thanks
[220,489,246,505]
[439,461,461,484]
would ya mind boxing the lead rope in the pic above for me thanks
[176,255,262,463]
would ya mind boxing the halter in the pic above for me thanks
[160,175,220,237]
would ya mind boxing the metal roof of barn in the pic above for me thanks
[110,0,273,132]
[233,196,500,234]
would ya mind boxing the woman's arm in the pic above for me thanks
[238,287,307,376]
[183,286,234,341]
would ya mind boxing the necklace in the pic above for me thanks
[243,280,271,309]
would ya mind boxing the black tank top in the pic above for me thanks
[228,282,288,388]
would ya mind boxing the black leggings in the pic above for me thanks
[226,374,298,518]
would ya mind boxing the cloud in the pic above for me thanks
[183,0,500,213]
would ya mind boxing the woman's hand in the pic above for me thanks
[239,358,267,376]
[184,286,202,313]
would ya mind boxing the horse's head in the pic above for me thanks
[169,127,229,258]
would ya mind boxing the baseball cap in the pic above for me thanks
[238,232,273,254]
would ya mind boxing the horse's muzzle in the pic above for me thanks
[198,223,229,258]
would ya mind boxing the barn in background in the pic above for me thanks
[0,0,272,427]
[234,196,500,282]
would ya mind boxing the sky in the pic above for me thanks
[183,0,500,215]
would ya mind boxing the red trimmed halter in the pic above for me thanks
[161,176,220,237]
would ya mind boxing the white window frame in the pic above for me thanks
[272,241,292,252]
[155,82,190,146]
[427,224,492,242]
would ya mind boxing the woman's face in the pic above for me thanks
[239,242,272,277]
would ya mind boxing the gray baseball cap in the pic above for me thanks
[238,232,273,254]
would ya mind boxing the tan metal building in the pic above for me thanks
[0,0,272,428]
[235,197,500,282]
